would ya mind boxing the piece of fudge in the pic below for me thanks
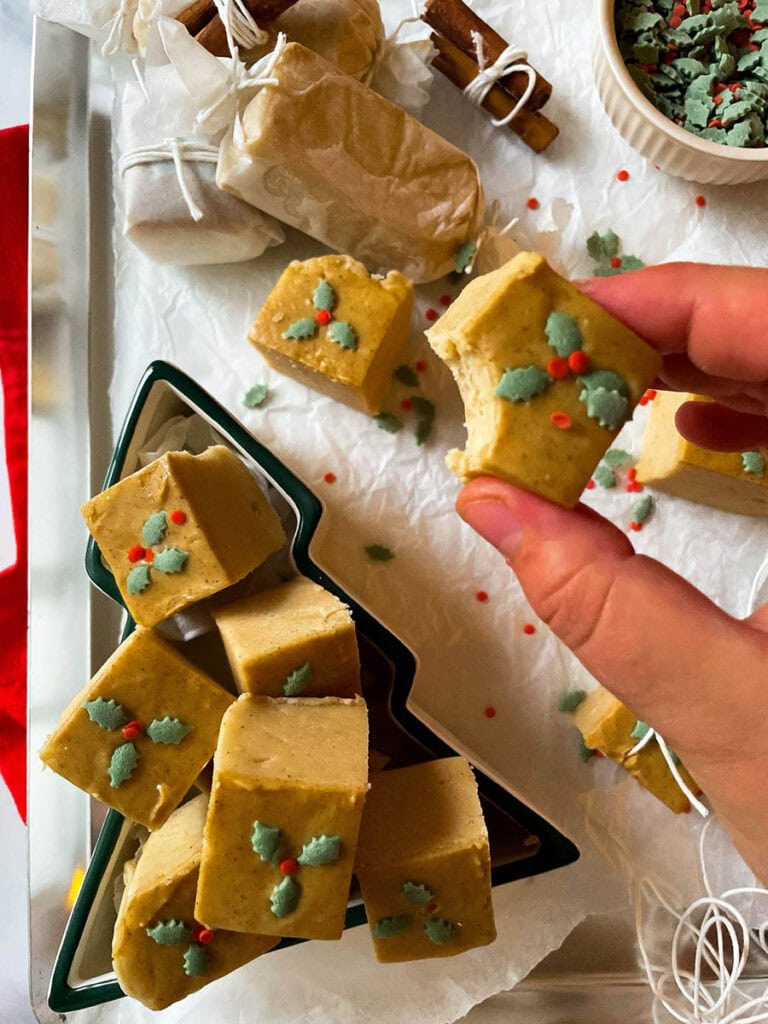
[355,757,496,963]
[211,576,361,698]
[570,686,698,814]
[426,253,662,507]
[113,795,278,1010]
[248,255,413,414]
[637,391,768,516]
[82,445,286,627]
[39,628,235,829]
[195,695,369,939]
[218,42,484,284]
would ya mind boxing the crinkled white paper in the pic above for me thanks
[85,1,768,1021]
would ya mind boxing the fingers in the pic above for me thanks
[655,355,767,414]
[579,264,768,384]
[456,476,768,764]
[676,400,768,451]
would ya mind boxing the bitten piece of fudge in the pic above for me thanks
[355,757,496,963]
[82,445,286,627]
[426,253,662,507]
[248,255,414,414]
[39,628,235,830]
[195,694,369,939]
[211,576,361,698]
[637,391,768,516]
[113,795,278,1010]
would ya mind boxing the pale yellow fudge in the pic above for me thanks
[637,391,768,516]
[82,446,286,627]
[571,686,699,814]
[113,795,278,1010]
[426,253,662,507]
[211,576,361,698]
[218,42,484,284]
[355,758,496,963]
[39,628,234,830]
[248,255,413,414]
[195,695,369,939]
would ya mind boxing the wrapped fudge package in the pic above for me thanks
[217,41,484,283]
[116,62,284,265]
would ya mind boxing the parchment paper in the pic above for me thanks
[89,0,768,1019]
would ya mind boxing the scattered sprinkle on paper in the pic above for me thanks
[244,385,269,408]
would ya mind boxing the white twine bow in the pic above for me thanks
[464,30,537,127]
[196,31,286,132]
[627,727,709,818]
[118,138,220,222]
[214,0,268,56]
[102,0,138,56]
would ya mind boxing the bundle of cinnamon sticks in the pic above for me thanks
[176,0,299,56]
[422,0,558,153]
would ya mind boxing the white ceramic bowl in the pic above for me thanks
[592,0,768,184]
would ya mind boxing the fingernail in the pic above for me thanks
[457,499,523,558]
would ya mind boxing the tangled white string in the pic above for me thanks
[636,819,768,1024]
[463,30,536,127]
[119,139,220,222]
[196,31,287,131]
[102,0,138,56]
[362,15,425,86]
[627,728,709,818]
[214,0,268,55]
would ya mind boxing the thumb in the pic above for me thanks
[455,476,767,766]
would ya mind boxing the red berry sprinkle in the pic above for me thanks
[617,169,630,181]
[128,544,145,563]
[440,294,452,307]
[526,197,540,210]
[627,467,638,481]
[609,256,623,269]
[523,623,536,635]
[547,356,569,379]
[144,548,155,562]
[122,720,144,741]
[593,750,605,759]
[316,309,333,326]
[416,360,427,372]
[170,509,186,525]
[586,479,596,490]
[713,95,723,106]
[280,858,299,876]
[550,411,572,430]
[323,472,337,484]
[645,388,657,401]
[630,521,643,532]
[484,705,497,719]
[669,14,682,27]
[192,925,215,945]
[476,590,489,603]
[425,902,438,914]
[695,195,707,207]
[425,308,438,321]
[626,481,643,493]
[401,398,413,411]
[568,350,589,373]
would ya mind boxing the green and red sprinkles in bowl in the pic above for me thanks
[616,0,768,147]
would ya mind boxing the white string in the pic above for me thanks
[627,727,709,818]
[463,31,537,127]
[196,31,286,131]
[362,15,425,86]
[131,58,150,103]
[118,139,220,222]
[101,0,137,56]
[213,0,268,56]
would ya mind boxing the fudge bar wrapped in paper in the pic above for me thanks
[217,41,484,283]
[116,63,284,265]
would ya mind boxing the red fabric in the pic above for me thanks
[0,124,29,822]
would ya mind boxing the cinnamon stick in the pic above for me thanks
[422,0,552,113]
[175,0,216,37]
[430,32,558,154]
[177,0,299,55]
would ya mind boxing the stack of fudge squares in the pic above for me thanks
[40,444,496,1010]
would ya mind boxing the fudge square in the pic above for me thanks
[39,627,235,830]
[82,445,286,627]
[195,695,369,939]
[113,795,278,1011]
[248,254,414,414]
[355,757,496,963]
[426,253,662,507]
[211,576,361,698]
[571,686,699,814]
[637,391,768,516]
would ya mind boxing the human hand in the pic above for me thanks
[456,263,768,881]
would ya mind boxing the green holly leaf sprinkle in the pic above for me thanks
[142,511,168,547]
[146,717,193,745]
[283,662,313,696]
[415,416,435,446]
[153,548,189,574]
[632,494,655,525]
[270,875,300,918]
[578,736,597,762]
[373,916,412,939]
[455,240,476,274]
[127,564,151,595]
[620,255,646,273]
[586,229,620,263]
[297,834,341,866]
[558,690,586,713]
[365,544,395,562]
[631,719,651,741]
[580,387,629,430]
[578,370,630,398]
[545,311,583,357]
[183,943,209,977]
[742,450,766,475]
[283,318,318,340]
[83,697,127,731]
[604,448,633,468]
[108,741,139,788]
[313,279,336,312]
[146,919,191,945]
[424,917,455,944]
[328,321,358,351]
[410,396,436,418]
[410,396,436,447]
[251,821,281,864]
[373,413,403,434]
[593,464,617,489]
[402,881,433,906]
[496,365,550,403]
[244,384,269,408]
[393,365,419,387]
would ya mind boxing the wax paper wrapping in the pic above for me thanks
[29,0,185,54]
[85,0,768,1018]
[117,63,284,264]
